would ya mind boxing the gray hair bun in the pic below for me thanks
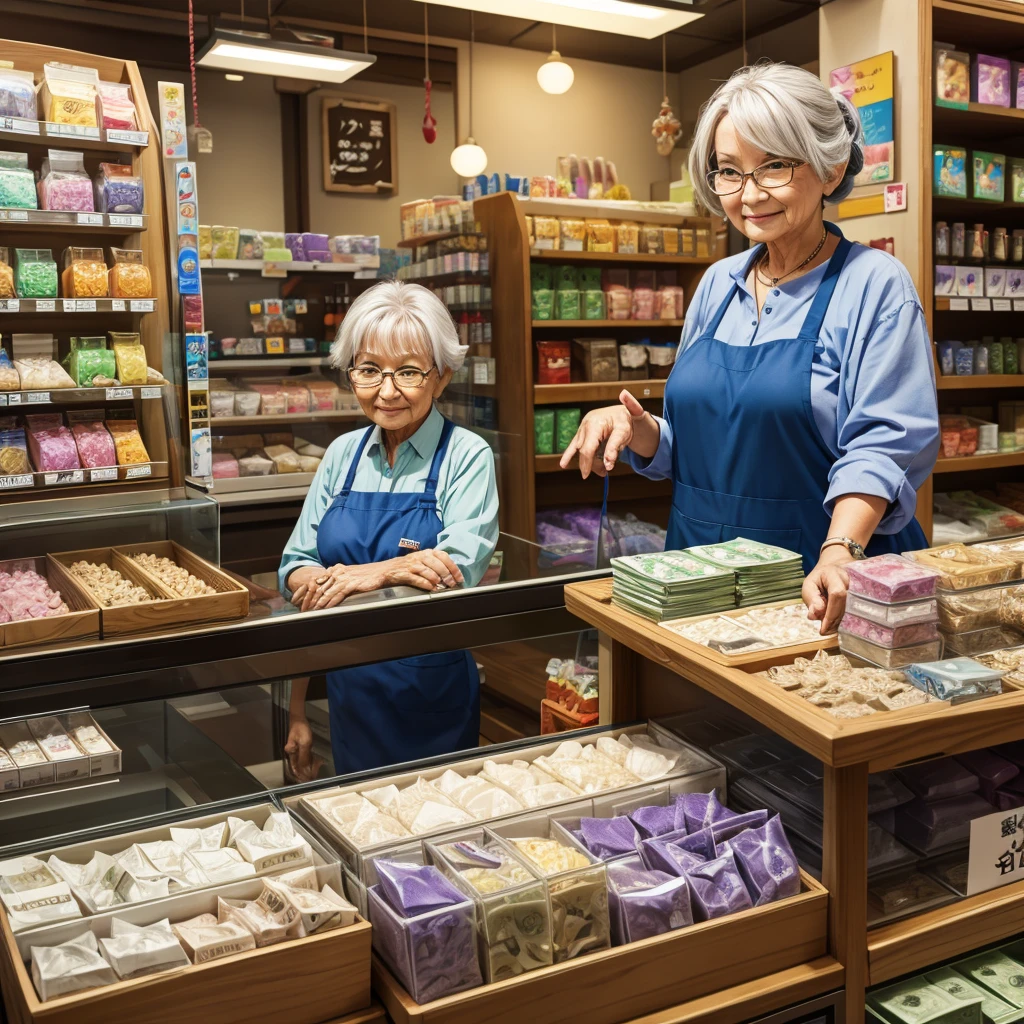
[830,94,863,203]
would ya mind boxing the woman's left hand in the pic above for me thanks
[802,547,855,634]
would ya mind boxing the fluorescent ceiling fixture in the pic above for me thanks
[197,30,376,83]
[408,0,702,39]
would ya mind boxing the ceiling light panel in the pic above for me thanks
[197,30,376,83]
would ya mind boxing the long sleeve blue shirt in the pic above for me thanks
[625,242,940,534]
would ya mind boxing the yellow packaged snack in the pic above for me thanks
[198,225,212,261]
[40,62,98,127]
[108,248,151,298]
[533,216,560,251]
[110,332,147,385]
[616,221,639,254]
[560,218,586,252]
[107,418,150,465]
[0,246,13,299]
[585,219,614,252]
[62,247,108,298]
[662,227,680,254]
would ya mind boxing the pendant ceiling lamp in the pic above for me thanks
[537,24,573,95]
[450,11,487,178]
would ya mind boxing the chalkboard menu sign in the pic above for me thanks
[322,97,397,195]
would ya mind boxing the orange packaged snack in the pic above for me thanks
[107,418,150,465]
[62,247,108,298]
[108,248,152,298]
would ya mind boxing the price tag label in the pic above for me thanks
[968,804,1024,895]
[262,262,288,279]
[108,214,143,228]
[43,470,84,486]
[0,394,6,406]
[24,392,49,404]
[130,299,154,312]
[141,386,162,399]
[1014,300,1024,312]
[111,299,126,312]
[0,299,19,313]
[994,299,1012,311]
[105,129,148,146]
[126,464,152,479]
[62,299,77,313]
[105,387,133,400]
[89,467,117,483]
[76,212,103,226]
[0,474,33,490]
[972,298,992,311]
[0,116,39,134]
[6,210,27,221]
[6,393,21,405]
[949,298,969,311]
[35,299,55,312]
[46,122,100,140]
[76,299,96,312]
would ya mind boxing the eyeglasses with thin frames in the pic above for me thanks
[347,365,437,389]
[706,159,805,196]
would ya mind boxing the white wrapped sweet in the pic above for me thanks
[1,881,81,932]
[363,777,474,835]
[172,913,255,964]
[49,851,170,912]
[233,812,312,873]
[535,746,640,794]
[263,879,356,934]
[99,918,190,979]
[31,931,117,1001]
[315,792,410,847]
[186,848,256,884]
[170,822,228,852]
[433,769,523,820]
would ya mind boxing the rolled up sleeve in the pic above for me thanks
[622,415,674,480]
[437,440,500,588]
[825,299,940,533]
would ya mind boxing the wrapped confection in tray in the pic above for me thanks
[941,625,1024,658]
[904,543,1019,590]
[845,554,942,601]
[838,631,942,669]
[839,613,939,649]
[846,592,938,628]
[866,866,958,926]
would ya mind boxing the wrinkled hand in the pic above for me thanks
[385,548,464,592]
[284,717,322,783]
[803,550,854,634]
[559,391,650,478]
[305,551,465,610]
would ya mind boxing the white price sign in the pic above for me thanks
[0,394,5,406]
[1015,300,1024,312]
[108,214,143,228]
[994,299,1012,311]
[111,299,126,312]
[141,387,162,399]
[24,392,50,404]
[62,299,77,312]
[968,804,1024,895]
[105,387,133,400]
[76,212,103,226]
[43,470,84,486]
[129,299,154,312]
[105,129,148,146]
[126,464,152,479]
[0,474,33,490]
[6,210,27,222]
[76,299,97,312]
[6,393,21,405]
[0,299,20,313]
[949,298,969,311]
[36,299,55,312]
[46,122,99,140]
[971,298,992,311]
[89,467,117,483]
[262,262,287,279]
[0,116,39,134]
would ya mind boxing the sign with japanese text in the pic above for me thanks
[322,97,396,195]
[829,51,895,187]
[968,803,1024,895]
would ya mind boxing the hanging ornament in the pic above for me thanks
[187,0,213,153]
[651,35,681,157]
[422,6,437,143]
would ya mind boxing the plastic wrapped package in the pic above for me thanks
[893,793,994,854]
[605,857,692,945]
[210,226,240,260]
[866,867,957,925]
[238,450,274,476]
[943,624,1024,657]
[65,336,115,386]
[844,594,937,631]
[265,445,301,474]
[183,294,203,334]
[67,411,116,468]
[839,613,940,648]
[62,247,108,298]
[685,849,753,921]
[96,80,137,131]
[198,225,212,261]
[838,630,942,668]
[896,757,980,800]
[211,451,239,479]
[95,162,144,214]
[25,414,80,472]
[284,232,305,261]
[905,657,1005,699]
[0,247,13,299]
[845,554,942,601]
[0,152,38,210]
[30,931,117,1001]
[40,63,98,126]
[0,67,36,119]
[904,543,1019,589]
[236,229,263,260]
[279,383,310,414]
[656,286,684,320]
[306,379,339,411]
[724,815,801,906]
[233,389,260,417]
[108,248,151,298]
[0,417,30,476]
[37,149,93,212]
[110,332,147,385]
[0,346,17,390]
[106,418,150,465]
[15,249,58,298]
[585,218,613,252]
[955,749,1020,802]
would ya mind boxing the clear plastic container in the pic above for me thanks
[905,656,1006,698]
[904,543,1019,590]
[893,793,994,855]
[62,247,108,298]
[708,733,803,776]
[941,624,1024,657]
[896,756,980,800]
[919,850,969,896]
[0,67,37,120]
[845,554,942,601]
[846,592,938,628]
[65,336,115,386]
[838,630,943,668]
[96,80,138,131]
[108,248,151,298]
[38,149,93,212]
[839,613,940,649]
[95,163,144,214]
[14,249,58,298]
[866,865,958,927]
[0,152,38,211]
[935,580,1014,632]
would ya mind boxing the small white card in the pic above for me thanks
[883,182,907,212]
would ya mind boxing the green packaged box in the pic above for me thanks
[531,263,553,290]
[14,249,58,299]
[534,409,555,454]
[934,145,967,198]
[868,977,983,1023]
[555,407,581,453]
[555,265,578,291]
[957,952,1024,1009]
[555,289,580,321]
[579,267,602,291]
[973,150,1006,201]
[65,337,116,386]
[584,290,606,319]
[925,968,1017,1023]
[1012,159,1024,203]
[532,287,554,321]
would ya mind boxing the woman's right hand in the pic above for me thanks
[559,390,660,478]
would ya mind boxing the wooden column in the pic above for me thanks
[598,631,639,725]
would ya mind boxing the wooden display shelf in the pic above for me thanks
[534,454,634,475]
[867,877,1024,985]
[373,871,828,1024]
[564,576,1024,770]
[0,122,147,152]
[531,250,712,265]
[933,296,1023,311]
[0,211,146,232]
[934,451,1024,472]
[210,411,361,426]
[535,380,666,404]
[937,374,1024,388]
[933,100,1024,139]
[396,230,480,249]
[532,320,684,328]
[0,384,164,407]
[0,298,156,313]
[519,196,703,228]
[210,356,329,370]
[200,258,379,272]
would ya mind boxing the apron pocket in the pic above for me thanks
[394,651,477,714]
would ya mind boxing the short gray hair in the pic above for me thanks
[689,62,862,216]
[330,280,468,373]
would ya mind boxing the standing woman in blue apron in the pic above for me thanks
[279,281,499,777]
[561,62,940,635]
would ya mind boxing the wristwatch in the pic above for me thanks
[820,536,866,560]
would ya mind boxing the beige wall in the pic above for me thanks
[819,0,923,295]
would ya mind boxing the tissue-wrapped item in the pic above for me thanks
[315,792,410,847]
[49,851,170,912]
[365,778,475,835]
[172,913,256,964]
[170,821,228,852]
[481,759,579,807]
[233,811,312,873]
[31,931,117,1001]
[99,917,190,979]
[434,769,524,820]
[725,815,801,906]
[535,743,641,794]
[186,848,256,884]
[686,849,753,921]
[1,880,81,932]
[263,878,356,934]
[217,888,304,947]
[595,733,686,781]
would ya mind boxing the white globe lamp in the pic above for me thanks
[538,51,574,94]
[450,138,488,178]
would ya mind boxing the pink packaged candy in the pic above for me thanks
[839,612,940,649]
[845,554,942,602]
[69,417,116,468]
[25,413,80,472]
[212,452,239,479]
[0,567,68,620]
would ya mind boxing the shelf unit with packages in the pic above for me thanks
[474,190,717,543]
[0,39,175,506]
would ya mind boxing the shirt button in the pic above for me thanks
[773,289,780,296]
[765,306,772,314]
[751,320,757,327]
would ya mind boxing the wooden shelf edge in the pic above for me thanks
[934,452,1024,472]
[535,454,635,474]
[937,374,1024,388]
[531,250,713,265]
[868,879,1024,985]
[534,380,666,404]
[532,320,684,328]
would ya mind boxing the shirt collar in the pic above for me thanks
[729,243,831,299]
[366,404,443,461]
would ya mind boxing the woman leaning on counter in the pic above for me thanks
[563,62,940,634]
[278,281,499,776]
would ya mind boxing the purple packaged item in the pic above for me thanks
[993,773,1024,810]
[726,815,801,906]
[639,830,707,876]
[38,150,94,213]
[955,749,1020,802]
[607,858,693,944]
[96,163,144,215]
[675,790,733,833]
[838,613,940,649]
[25,414,80,472]
[685,849,754,921]
[306,249,331,263]
[993,741,1024,768]
[897,757,980,800]
[376,859,468,916]
[712,809,770,849]
[285,233,305,261]
[301,232,329,253]
[974,54,1012,107]
[629,803,677,839]
[578,816,641,860]
[676,827,717,861]
[845,554,941,602]
[893,794,994,853]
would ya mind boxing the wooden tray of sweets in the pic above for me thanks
[0,557,100,649]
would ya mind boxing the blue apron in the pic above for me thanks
[664,225,926,574]
[316,418,480,775]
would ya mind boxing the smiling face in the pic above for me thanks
[713,114,843,245]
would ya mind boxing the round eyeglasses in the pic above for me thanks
[347,365,436,389]
[706,160,804,196]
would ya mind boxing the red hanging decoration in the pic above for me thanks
[421,6,437,143]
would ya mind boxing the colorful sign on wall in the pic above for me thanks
[829,51,895,187]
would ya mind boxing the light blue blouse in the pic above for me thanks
[625,241,940,534]
[279,406,500,594]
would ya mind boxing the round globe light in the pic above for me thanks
[450,139,488,178]
[537,52,574,95]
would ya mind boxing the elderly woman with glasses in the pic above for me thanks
[562,62,939,634]
[279,280,499,775]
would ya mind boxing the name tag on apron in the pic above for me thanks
[398,537,421,551]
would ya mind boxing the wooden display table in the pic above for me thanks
[565,577,1024,1020]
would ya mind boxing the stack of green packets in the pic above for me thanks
[685,537,804,607]
[610,551,735,622]
[867,946,1024,1023]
